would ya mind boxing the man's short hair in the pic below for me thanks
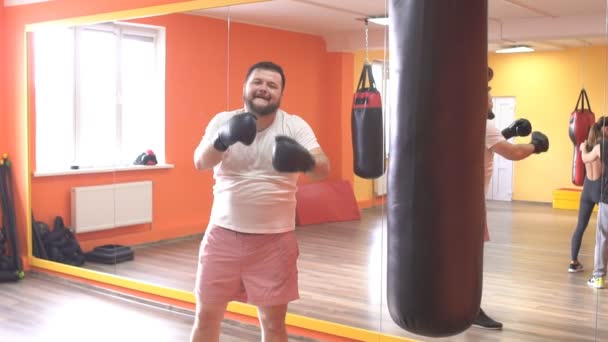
[245,61,286,91]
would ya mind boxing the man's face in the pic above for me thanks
[243,69,283,116]
[487,91,493,112]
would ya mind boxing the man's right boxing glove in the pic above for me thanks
[530,131,549,154]
[272,136,315,173]
[501,118,532,139]
[213,112,257,152]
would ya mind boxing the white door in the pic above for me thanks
[487,97,516,201]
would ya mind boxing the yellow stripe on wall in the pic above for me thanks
[26,0,268,31]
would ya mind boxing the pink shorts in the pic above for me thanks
[194,225,300,306]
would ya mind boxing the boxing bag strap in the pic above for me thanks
[574,88,592,112]
[356,63,378,91]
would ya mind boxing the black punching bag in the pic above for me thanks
[352,63,385,179]
[387,0,486,337]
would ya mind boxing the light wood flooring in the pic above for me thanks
[0,272,319,341]
[74,201,608,340]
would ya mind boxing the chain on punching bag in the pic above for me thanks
[352,62,384,179]
[569,88,595,186]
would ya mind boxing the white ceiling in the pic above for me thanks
[3,0,49,6]
[188,0,608,52]
[5,0,608,52]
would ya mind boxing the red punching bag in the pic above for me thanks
[569,89,595,186]
[352,62,385,179]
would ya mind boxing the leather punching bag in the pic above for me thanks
[568,89,595,186]
[352,63,385,179]
[387,0,485,337]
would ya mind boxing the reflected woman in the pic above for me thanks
[569,120,604,273]
[581,117,608,289]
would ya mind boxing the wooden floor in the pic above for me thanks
[0,272,319,342]
[70,202,608,340]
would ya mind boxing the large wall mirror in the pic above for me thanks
[25,1,608,341]
[27,0,400,340]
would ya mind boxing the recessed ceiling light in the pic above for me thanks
[367,17,389,26]
[496,45,535,53]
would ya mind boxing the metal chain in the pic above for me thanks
[365,19,369,64]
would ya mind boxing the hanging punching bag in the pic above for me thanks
[387,0,485,337]
[568,89,595,186]
[352,63,385,179]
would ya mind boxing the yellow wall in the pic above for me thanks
[489,46,607,202]
[353,46,607,204]
[353,49,388,203]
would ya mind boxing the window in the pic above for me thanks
[33,22,166,173]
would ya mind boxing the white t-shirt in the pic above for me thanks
[484,119,505,191]
[202,108,320,234]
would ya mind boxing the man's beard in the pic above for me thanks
[245,96,280,116]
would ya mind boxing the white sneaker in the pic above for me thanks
[587,276,605,289]
[568,262,584,273]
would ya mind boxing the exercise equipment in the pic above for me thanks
[0,154,24,282]
[31,214,49,259]
[568,88,595,186]
[134,149,158,166]
[0,227,13,270]
[352,62,384,179]
[501,119,532,140]
[387,0,485,336]
[213,112,257,152]
[295,180,360,226]
[531,131,550,154]
[85,245,134,264]
[41,216,86,266]
[272,136,315,172]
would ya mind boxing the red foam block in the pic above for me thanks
[295,180,361,226]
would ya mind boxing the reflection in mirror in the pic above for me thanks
[28,0,401,338]
[26,0,608,340]
[29,19,167,275]
[32,23,166,171]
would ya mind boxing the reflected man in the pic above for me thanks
[478,81,549,329]
[192,61,330,342]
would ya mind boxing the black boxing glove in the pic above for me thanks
[134,150,158,165]
[213,112,257,152]
[501,118,532,139]
[272,136,315,173]
[530,131,549,154]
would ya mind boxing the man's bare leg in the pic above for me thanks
[257,304,288,342]
[190,302,228,342]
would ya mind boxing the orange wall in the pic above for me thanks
[11,6,354,254]
[327,53,355,183]
[2,0,214,269]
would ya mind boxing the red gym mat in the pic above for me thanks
[295,180,361,226]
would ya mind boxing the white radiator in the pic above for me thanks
[71,181,153,233]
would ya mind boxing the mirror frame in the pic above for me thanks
[24,1,403,341]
